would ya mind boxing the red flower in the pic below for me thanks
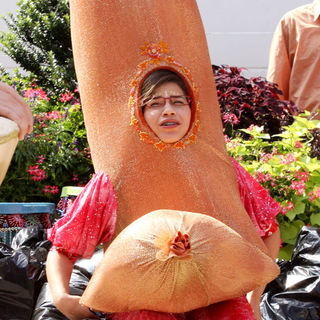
[43,185,51,194]
[50,186,60,195]
[37,155,45,164]
[60,91,73,102]
[24,88,49,101]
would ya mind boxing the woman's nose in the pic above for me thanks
[162,100,176,115]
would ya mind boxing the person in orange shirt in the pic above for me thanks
[267,0,320,119]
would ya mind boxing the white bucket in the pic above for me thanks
[0,117,19,186]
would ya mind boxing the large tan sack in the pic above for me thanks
[0,117,19,186]
[80,210,279,313]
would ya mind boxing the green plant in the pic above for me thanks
[0,0,75,95]
[227,114,320,259]
[0,77,93,203]
[214,65,301,139]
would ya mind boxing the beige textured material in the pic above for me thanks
[80,210,279,313]
[0,117,19,185]
[70,0,279,311]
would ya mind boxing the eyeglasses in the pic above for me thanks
[144,96,191,109]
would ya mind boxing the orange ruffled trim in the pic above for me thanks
[129,41,201,152]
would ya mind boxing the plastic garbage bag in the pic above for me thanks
[0,227,51,320]
[32,249,104,320]
[261,226,320,320]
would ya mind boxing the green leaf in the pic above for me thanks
[289,200,305,218]
[310,213,320,226]
[278,244,294,261]
[280,220,304,245]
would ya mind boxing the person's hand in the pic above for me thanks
[55,293,98,320]
[0,82,33,140]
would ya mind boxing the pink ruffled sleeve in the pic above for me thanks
[231,158,281,237]
[47,172,117,260]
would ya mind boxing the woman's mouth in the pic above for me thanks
[160,120,180,127]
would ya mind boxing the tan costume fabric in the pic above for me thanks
[267,0,320,118]
[70,0,279,311]
[81,210,279,313]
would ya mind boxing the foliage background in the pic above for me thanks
[0,0,75,96]
[0,68,93,203]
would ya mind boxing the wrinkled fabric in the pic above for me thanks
[80,210,278,314]
[48,160,279,261]
[47,172,117,260]
[187,297,255,320]
[267,0,320,117]
[231,158,280,237]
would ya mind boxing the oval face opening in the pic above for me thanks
[138,68,197,144]
[128,45,200,151]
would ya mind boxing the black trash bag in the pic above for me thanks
[261,226,320,320]
[32,249,104,320]
[0,227,52,320]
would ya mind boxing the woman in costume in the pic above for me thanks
[47,68,280,320]
[46,1,281,319]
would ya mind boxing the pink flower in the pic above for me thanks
[60,91,73,102]
[24,88,49,101]
[72,174,79,182]
[47,111,62,120]
[255,172,273,183]
[289,180,306,195]
[43,185,51,194]
[224,135,231,143]
[279,153,297,165]
[37,155,45,164]
[28,165,39,175]
[280,201,294,215]
[286,201,294,211]
[247,124,256,131]
[50,186,59,195]
[228,140,240,150]
[294,141,303,148]
[308,187,320,202]
[28,165,47,181]
[223,113,240,125]
[74,85,79,93]
[260,152,273,162]
[43,185,59,195]
[295,170,309,182]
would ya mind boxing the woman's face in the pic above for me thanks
[143,82,191,144]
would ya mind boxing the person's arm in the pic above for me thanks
[247,228,281,320]
[266,18,292,100]
[46,250,96,320]
[46,172,117,319]
[0,82,33,140]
